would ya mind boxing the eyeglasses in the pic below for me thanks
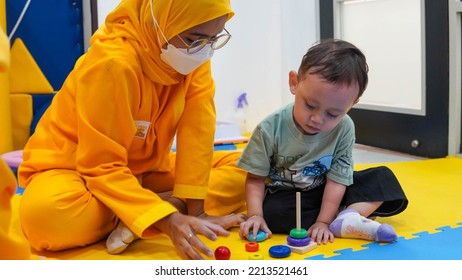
[177,28,232,54]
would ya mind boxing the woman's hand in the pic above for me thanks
[186,198,247,229]
[153,212,230,260]
[199,213,247,229]
[238,215,272,241]
[308,221,334,245]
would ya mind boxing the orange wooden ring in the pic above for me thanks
[245,242,259,252]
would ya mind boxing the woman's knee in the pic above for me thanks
[19,182,72,250]
[19,174,66,236]
[19,170,116,251]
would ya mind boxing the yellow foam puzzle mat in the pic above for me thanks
[9,38,53,94]
[8,157,462,260]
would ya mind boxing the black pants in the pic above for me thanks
[263,166,408,234]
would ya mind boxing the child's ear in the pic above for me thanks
[288,70,298,95]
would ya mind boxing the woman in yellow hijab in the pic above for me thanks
[18,0,246,260]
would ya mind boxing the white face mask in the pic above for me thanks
[149,0,213,75]
[160,43,214,75]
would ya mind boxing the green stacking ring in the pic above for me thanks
[289,228,307,239]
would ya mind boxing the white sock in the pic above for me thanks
[329,209,397,242]
[106,221,139,254]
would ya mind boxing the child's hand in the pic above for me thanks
[308,221,334,244]
[238,215,272,241]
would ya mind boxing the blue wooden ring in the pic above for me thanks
[248,231,267,242]
[289,228,307,239]
[269,245,291,258]
[287,235,310,247]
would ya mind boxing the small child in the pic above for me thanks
[238,39,408,244]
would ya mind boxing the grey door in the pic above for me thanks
[319,1,449,158]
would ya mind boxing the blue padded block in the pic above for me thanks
[16,186,24,195]
[214,144,237,151]
[30,94,54,135]
[7,0,84,90]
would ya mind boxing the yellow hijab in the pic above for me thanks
[91,0,234,84]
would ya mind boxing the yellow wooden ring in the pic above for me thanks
[249,253,264,260]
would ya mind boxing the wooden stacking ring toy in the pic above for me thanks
[289,228,307,239]
[248,231,267,242]
[287,235,310,247]
[249,254,264,260]
[269,245,291,258]
[245,242,259,252]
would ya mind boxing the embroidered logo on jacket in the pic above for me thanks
[134,121,151,139]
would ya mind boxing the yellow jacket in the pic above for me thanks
[18,0,234,237]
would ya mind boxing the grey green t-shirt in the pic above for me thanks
[237,103,355,192]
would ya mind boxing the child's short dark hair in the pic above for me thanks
[298,38,369,98]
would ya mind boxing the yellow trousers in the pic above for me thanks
[19,151,246,251]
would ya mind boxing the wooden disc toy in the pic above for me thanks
[245,242,259,252]
[248,230,266,242]
[269,245,291,258]
[287,235,310,247]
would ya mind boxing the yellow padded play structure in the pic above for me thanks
[0,0,54,155]
[0,0,12,155]
[8,38,54,151]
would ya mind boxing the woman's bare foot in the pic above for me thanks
[106,221,139,254]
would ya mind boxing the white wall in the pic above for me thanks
[212,0,319,132]
[85,0,319,133]
[97,0,122,26]
[336,0,424,115]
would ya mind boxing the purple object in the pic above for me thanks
[236,93,248,109]
[1,150,23,168]
[287,235,310,247]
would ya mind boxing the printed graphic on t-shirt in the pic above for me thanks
[134,120,151,139]
[330,154,352,177]
[266,155,332,191]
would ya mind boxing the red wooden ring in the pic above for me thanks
[245,242,259,252]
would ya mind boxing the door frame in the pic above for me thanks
[82,0,98,52]
[319,0,450,158]
[448,0,462,156]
